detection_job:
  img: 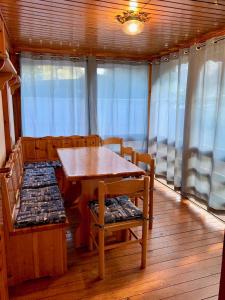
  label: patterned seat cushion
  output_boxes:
[15,187,66,228]
[24,160,62,170]
[89,195,143,224]
[22,167,57,189]
[20,185,62,203]
[24,167,55,177]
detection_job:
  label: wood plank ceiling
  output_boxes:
[1,0,225,59]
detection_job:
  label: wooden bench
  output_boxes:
[0,140,67,286]
[0,135,101,286]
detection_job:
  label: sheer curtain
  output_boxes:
[21,53,88,137]
[149,51,189,188]
[97,62,149,152]
[183,39,225,210]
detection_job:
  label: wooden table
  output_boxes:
[57,146,145,247]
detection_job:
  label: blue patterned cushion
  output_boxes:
[15,185,66,228]
[24,160,62,170]
[89,195,142,224]
[22,167,57,189]
[20,185,62,202]
[24,167,55,177]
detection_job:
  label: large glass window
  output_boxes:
[149,54,189,187]
[97,63,149,151]
[21,54,88,137]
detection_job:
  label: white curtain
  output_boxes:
[97,62,149,152]
[21,53,88,137]
[183,39,225,210]
[149,51,189,187]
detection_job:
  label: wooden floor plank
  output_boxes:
[9,181,224,300]
[163,284,219,300]
[129,274,220,300]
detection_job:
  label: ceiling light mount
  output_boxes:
[116,10,149,35]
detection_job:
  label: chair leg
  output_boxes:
[88,221,94,252]
[98,228,105,279]
[141,219,148,269]
[149,191,153,229]
[135,197,138,207]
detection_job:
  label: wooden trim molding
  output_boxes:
[0,17,17,90]
[8,75,20,95]
[0,52,17,90]
[1,84,12,156]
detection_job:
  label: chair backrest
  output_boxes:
[102,137,123,156]
[136,152,154,174]
[98,177,149,226]
[121,146,136,164]
[136,152,155,193]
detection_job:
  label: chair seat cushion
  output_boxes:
[24,160,62,170]
[22,167,57,189]
[20,185,62,203]
[15,187,66,228]
[89,195,143,224]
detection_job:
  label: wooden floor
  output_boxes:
[9,181,225,300]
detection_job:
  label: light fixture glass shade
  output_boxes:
[122,19,144,35]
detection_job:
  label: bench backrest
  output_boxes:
[22,135,102,161]
[1,156,22,232]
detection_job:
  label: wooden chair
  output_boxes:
[102,137,123,156]
[136,152,155,229]
[88,176,150,279]
[121,146,136,164]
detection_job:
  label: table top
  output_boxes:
[57,146,145,181]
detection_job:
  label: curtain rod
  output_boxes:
[96,58,149,64]
[16,52,85,60]
[16,51,150,64]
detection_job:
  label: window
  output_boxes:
[21,55,88,137]
[97,63,149,151]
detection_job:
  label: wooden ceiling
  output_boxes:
[1,0,225,59]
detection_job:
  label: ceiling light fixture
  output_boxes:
[116,7,149,36]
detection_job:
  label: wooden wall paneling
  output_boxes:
[62,136,74,148]
[2,0,225,59]
[11,88,21,142]
[35,137,49,160]
[48,137,64,160]
[21,137,36,161]
[73,136,86,147]
[10,54,22,141]
[1,84,12,157]
[0,18,6,57]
